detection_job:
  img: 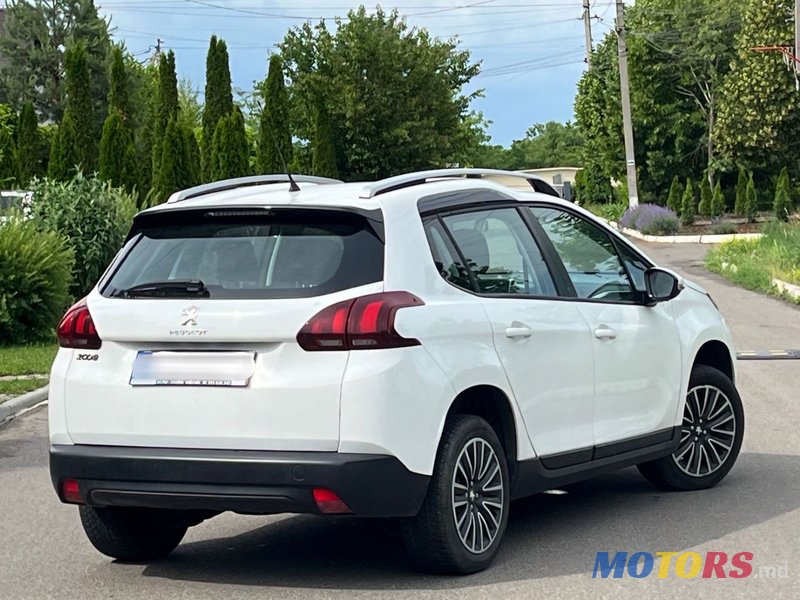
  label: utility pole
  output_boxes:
[582,0,593,66]
[615,0,639,208]
[150,38,163,66]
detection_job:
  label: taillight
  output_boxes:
[297,291,424,351]
[57,299,102,349]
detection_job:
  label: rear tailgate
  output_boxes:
[61,207,383,451]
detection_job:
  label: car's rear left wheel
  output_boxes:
[402,414,510,574]
[79,505,188,561]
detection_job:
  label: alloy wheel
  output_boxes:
[451,437,504,554]
[672,385,737,478]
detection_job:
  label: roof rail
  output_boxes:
[166,174,343,204]
[359,168,559,199]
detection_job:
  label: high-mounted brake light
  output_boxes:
[297,292,424,351]
[57,299,102,349]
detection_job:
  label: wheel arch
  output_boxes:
[445,385,520,485]
[692,339,735,384]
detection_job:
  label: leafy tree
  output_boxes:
[99,47,138,191]
[202,37,234,179]
[504,122,583,170]
[711,182,726,217]
[0,0,110,128]
[744,173,758,222]
[774,166,792,220]
[717,0,800,172]
[16,102,43,184]
[258,54,292,174]
[57,41,97,174]
[312,105,338,178]
[280,7,480,180]
[698,176,713,217]
[734,168,748,215]
[681,178,696,225]
[209,107,249,181]
[666,175,683,214]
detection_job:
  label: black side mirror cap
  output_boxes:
[644,268,683,306]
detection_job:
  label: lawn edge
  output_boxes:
[0,385,49,425]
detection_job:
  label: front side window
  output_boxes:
[529,207,635,302]
[439,208,557,296]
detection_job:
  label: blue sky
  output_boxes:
[98,1,618,146]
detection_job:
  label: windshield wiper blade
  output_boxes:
[113,279,210,298]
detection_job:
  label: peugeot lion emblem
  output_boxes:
[181,306,199,327]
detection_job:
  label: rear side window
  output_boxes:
[103,210,383,299]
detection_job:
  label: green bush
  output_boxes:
[744,173,758,223]
[681,178,696,225]
[774,166,792,221]
[698,176,713,217]
[0,217,74,345]
[28,174,137,297]
[641,215,680,236]
[666,175,683,215]
[711,222,737,235]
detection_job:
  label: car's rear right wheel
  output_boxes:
[79,505,187,561]
[402,414,510,574]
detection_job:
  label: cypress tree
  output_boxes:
[61,42,97,173]
[744,173,758,223]
[16,102,42,184]
[99,47,138,192]
[153,118,185,200]
[152,51,179,182]
[312,105,338,179]
[49,113,81,180]
[681,178,696,225]
[774,166,792,221]
[210,108,249,181]
[734,168,747,216]
[0,128,16,187]
[698,175,713,217]
[202,36,234,179]
[183,127,201,188]
[666,175,682,215]
[711,182,726,217]
[258,55,292,174]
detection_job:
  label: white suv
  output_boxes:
[49,169,744,574]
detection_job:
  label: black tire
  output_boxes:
[402,414,510,574]
[79,505,188,561]
[638,365,744,491]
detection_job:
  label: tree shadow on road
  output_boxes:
[141,452,800,590]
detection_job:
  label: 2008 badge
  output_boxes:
[76,354,99,362]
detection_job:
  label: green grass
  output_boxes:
[580,201,628,223]
[0,344,58,376]
[0,378,48,397]
[705,222,800,304]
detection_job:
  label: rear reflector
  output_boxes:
[312,488,352,514]
[297,291,424,351]
[57,299,102,350]
[61,479,83,504]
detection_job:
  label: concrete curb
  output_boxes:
[773,279,800,300]
[606,221,763,244]
[0,385,48,425]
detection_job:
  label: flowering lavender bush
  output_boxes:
[619,204,680,235]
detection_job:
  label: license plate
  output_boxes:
[130,351,256,387]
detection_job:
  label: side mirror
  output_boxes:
[644,268,683,305]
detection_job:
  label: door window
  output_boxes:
[529,207,636,302]
[440,208,557,296]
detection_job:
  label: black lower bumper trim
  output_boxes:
[50,445,429,517]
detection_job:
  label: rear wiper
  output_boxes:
[113,279,210,298]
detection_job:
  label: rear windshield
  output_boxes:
[102,209,384,299]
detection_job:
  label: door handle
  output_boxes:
[505,325,533,339]
[594,325,617,340]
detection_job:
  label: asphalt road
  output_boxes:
[2,242,799,600]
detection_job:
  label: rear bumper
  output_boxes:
[49,445,429,517]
